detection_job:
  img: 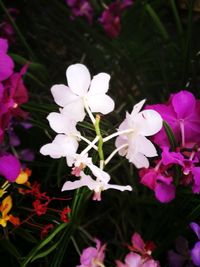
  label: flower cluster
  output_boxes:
[65,0,133,38]
[40,63,162,201]
[77,233,160,267]
[139,91,200,203]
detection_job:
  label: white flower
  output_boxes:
[47,112,79,135]
[61,172,132,201]
[40,112,81,163]
[40,134,78,159]
[115,100,163,168]
[69,153,110,184]
[51,63,115,122]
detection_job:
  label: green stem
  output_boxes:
[95,115,104,167]
[0,1,35,59]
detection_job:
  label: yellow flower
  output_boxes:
[0,195,12,227]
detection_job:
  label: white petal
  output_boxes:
[89,164,110,183]
[47,112,77,134]
[61,179,87,191]
[40,134,78,159]
[115,136,128,156]
[136,135,158,157]
[61,173,97,191]
[104,183,132,192]
[127,152,150,168]
[135,110,163,136]
[118,115,130,132]
[51,84,79,107]
[61,99,85,122]
[40,143,64,159]
[87,94,115,114]
[88,73,110,95]
[131,99,146,117]
[66,64,91,96]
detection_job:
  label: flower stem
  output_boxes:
[84,98,96,124]
[73,134,98,150]
[103,129,133,143]
[81,136,99,156]
[105,144,128,165]
[95,115,104,168]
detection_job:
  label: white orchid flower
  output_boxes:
[40,112,80,162]
[115,100,163,168]
[68,153,110,184]
[40,134,79,160]
[61,172,132,201]
[51,63,115,123]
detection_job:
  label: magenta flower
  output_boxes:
[77,238,106,267]
[99,0,133,38]
[0,153,20,182]
[146,91,200,147]
[0,65,29,143]
[140,167,176,203]
[0,38,14,81]
[66,0,93,24]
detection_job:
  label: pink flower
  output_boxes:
[66,0,93,24]
[116,252,160,267]
[77,239,106,267]
[99,0,133,38]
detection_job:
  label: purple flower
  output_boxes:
[190,222,200,266]
[0,38,14,81]
[99,0,133,38]
[168,236,191,267]
[66,0,93,24]
[146,91,200,147]
[77,238,106,267]
[0,153,20,182]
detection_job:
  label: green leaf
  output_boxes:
[31,242,59,262]
[21,223,68,267]
[163,121,177,150]
[145,3,169,41]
